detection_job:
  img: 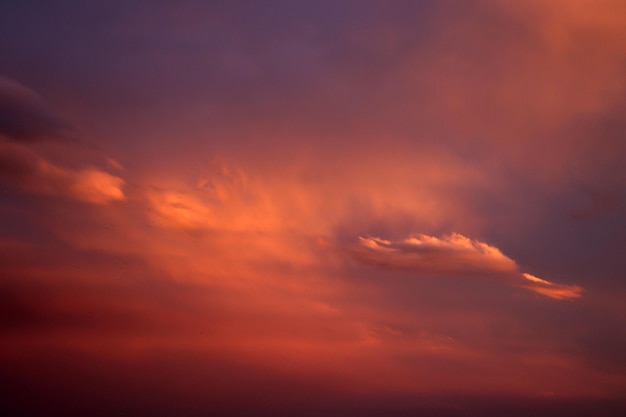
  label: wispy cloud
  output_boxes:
[353,233,582,300]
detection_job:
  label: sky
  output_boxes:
[1,1,625,415]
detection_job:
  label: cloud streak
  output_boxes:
[353,233,582,300]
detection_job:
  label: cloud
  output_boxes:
[0,141,124,204]
[1,3,624,411]
[0,75,72,142]
[197,157,248,202]
[68,168,125,204]
[519,273,583,301]
[144,159,280,233]
[0,76,124,204]
[146,189,214,229]
[353,233,582,300]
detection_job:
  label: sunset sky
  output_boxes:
[1,1,625,415]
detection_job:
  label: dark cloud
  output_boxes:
[0,75,72,142]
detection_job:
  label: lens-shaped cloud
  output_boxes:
[353,233,582,300]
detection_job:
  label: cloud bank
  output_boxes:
[353,233,582,300]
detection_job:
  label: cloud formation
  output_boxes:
[353,233,582,300]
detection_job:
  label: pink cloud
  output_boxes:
[353,233,582,300]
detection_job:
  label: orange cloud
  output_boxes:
[68,168,125,203]
[146,189,214,229]
[353,233,582,300]
[521,273,583,301]
[144,179,277,233]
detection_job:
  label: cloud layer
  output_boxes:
[0,0,625,415]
